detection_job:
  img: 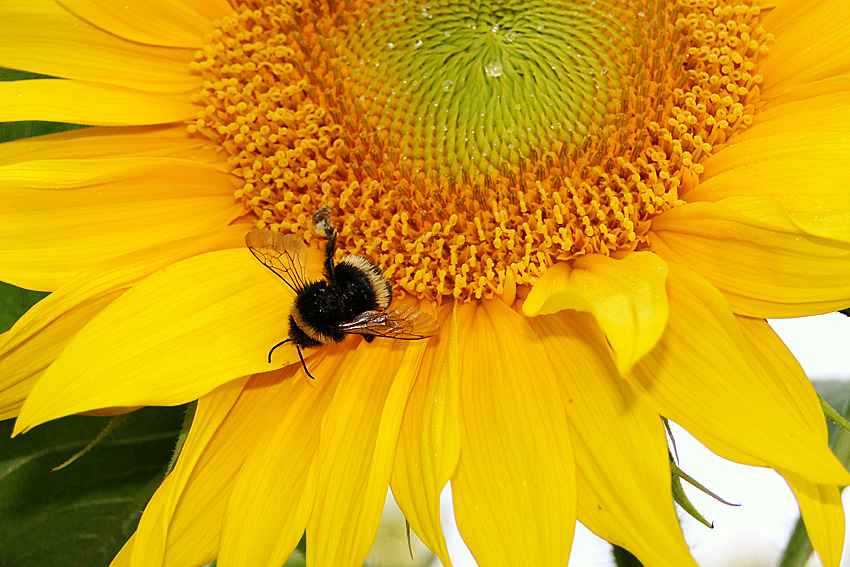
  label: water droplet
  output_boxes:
[414,38,423,48]
[492,23,500,32]
[442,79,454,91]
[387,42,395,49]
[514,103,521,110]
[506,32,515,41]
[536,23,545,31]
[600,66,609,75]
[484,59,503,78]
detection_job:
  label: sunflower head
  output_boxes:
[187,0,769,303]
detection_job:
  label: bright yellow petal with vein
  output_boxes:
[737,317,828,439]
[0,227,245,420]
[59,0,229,48]
[161,373,318,567]
[0,1,198,92]
[783,472,845,567]
[630,263,850,485]
[760,0,850,97]
[307,336,419,567]
[110,534,133,567]
[452,300,575,566]
[528,310,697,567]
[218,347,351,567]
[735,317,846,567]
[649,197,850,318]
[0,126,220,167]
[523,252,669,373]
[127,375,247,567]
[0,157,231,191]
[0,159,240,289]
[14,247,302,433]
[390,303,459,566]
[696,96,850,241]
[757,75,850,107]
[0,80,197,125]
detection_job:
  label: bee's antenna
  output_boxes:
[268,339,316,380]
[267,338,292,363]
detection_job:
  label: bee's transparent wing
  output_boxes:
[245,229,311,292]
[338,304,440,339]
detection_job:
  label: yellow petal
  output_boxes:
[130,375,247,567]
[782,471,846,567]
[629,263,850,485]
[736,318,846,567]
[736,317,828,439]
[218,346,354,567]
[109,534,134,567]
[649,197,850,318]
[0,158,240,290]
[0,0,199,91]
[59,0,230,48]
[390,303,459,567]
[14,246,302,433]
[760,0,850,98]
[697,94,850,242]
[452,300,576,566]
[523,252,669,373]
[528,310,698,567]
[0,125,221,168]
[0,226,246,421]
[307,333,421,567]
[0,79,197,125]
[0,156,232,191]
[162,370,338,567]
[0,292,114,421]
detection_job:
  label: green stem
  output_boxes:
[777,520,814,567]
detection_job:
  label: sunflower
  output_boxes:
[2,0,850,565]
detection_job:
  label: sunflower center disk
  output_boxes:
[189,0,771,301]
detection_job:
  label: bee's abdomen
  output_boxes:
[288,315,323,347]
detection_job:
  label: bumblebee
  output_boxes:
[246,207,440,379]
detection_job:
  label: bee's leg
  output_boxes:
[267,338,291,363]
[323,227,339,288]
[295,344,317,380]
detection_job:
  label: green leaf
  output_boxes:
[0,281,49,333]
[612,545,645,567]
[0,405,188,567]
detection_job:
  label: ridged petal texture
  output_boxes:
[452,301,576,566]
[630,264,850,486]
[14,247,305,433]
[0,0,849,567]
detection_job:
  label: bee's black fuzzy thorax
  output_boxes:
[337,255,392,309]
[289,255,393,346]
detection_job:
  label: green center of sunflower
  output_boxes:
[188,0,771,301]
